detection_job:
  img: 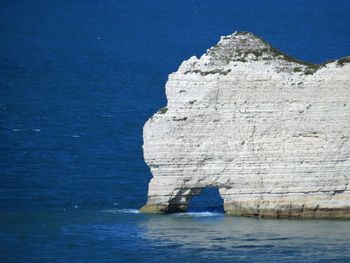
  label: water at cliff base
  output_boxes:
[1,1,350,262]
[1,210,350,262]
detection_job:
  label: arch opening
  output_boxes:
[187,187,224,213]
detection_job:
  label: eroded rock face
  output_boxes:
[140,32,350,218]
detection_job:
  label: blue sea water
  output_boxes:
[1,0,350,262]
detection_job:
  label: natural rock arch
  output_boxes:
[165,186,204,213]
[140,31,350,218]
[187,187,224,212]
[141,182,229,213]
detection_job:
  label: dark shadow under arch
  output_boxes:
[187,187,224,212]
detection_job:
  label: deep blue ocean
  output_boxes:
[1,1,350,262]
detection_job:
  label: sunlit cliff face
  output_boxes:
[141,32,350,219]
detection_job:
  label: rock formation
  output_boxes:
[140,31,350,218]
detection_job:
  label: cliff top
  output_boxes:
[183,31,349,76]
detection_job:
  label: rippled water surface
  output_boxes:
[1,0,350,262]
[1,210,350,263]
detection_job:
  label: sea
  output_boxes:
[1,0,350,262]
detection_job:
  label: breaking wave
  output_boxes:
[102,209,140,214]
[175,212,224,217]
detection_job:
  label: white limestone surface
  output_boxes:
[140,32,350,218]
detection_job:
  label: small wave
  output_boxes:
[103,209,140,214]
[234,244,275,249]
[119,209,140,214]
[176,211,223,217]
[266,237,289,241]
[101,114,113,118]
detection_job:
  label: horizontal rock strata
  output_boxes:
[140,31,350,219]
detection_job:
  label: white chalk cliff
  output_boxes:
[140,32,350,218]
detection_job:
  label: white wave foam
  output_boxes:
[102,209,222,217]
[103,209,140,214]
[101,114,113,118]
[176,212,223,217]
[120,209,140,214]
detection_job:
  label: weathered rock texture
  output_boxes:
[140,32,350,218]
